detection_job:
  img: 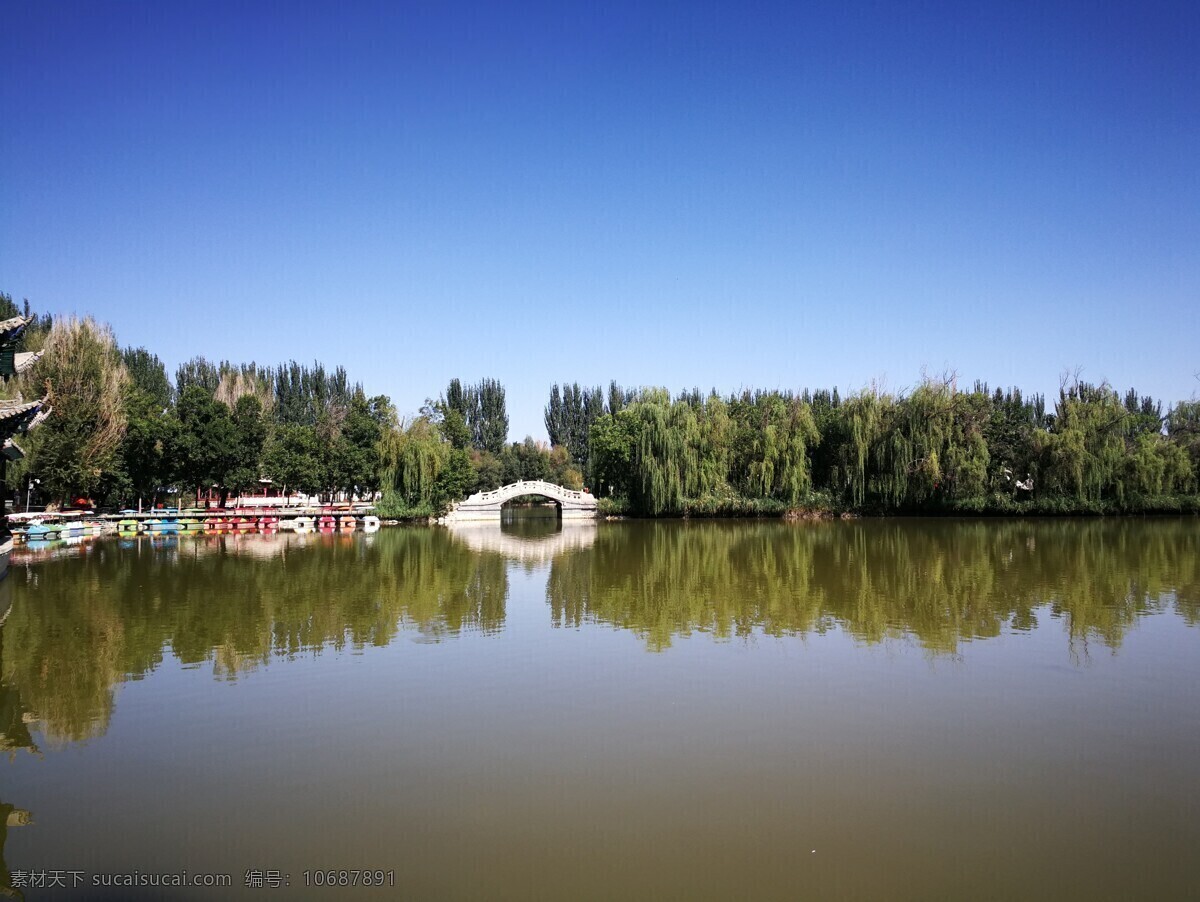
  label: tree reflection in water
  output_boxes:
[546,518,1200,651]
[1,519,1196,745]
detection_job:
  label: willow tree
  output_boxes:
[22,317,129,503]
[625,393,716,514]
[696,392,734,495]
[832,389,892,507]
[1036,381,1130,503]
[1166,401,1200,492]
[378,417,449,512]
[887,380,990,506]
[629,397,688,515]
[1126,432,1193,496]
[726,392,818,504]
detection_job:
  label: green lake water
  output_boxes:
[2,517,1199,900]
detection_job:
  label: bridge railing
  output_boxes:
[467,480,593,504]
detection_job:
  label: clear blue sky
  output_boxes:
[2,0,1198,439]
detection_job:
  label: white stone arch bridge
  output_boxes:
[442,480,598,522]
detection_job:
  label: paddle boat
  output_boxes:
[25,519,62,541]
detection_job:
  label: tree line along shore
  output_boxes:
[2,292,1198,519]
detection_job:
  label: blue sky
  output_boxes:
[2,0,1198,439]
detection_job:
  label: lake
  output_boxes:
[2,517,1198,899]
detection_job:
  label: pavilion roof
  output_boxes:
[0,398,46,439]
[0,316,29,346]
[0,348,42,378]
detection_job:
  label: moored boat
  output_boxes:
[26,521,61,541]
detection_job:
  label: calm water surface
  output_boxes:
[2,518,1199,900]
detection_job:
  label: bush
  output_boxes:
[597,496,632,517]
[374,491,436,521]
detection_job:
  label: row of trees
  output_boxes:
[553,377,1200,515]
[1,294,396,508]
[4,292,1197,517]
[2,293,564,514]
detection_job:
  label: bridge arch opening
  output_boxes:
[500,492,563,516]
[500,495,563,538]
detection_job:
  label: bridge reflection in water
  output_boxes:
[447,520,597,564]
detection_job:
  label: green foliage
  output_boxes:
[121,385,177,506]
[470,449,504,492]
[628,396,697,515]
[438,406,472,450]
[330,390,385,498]
[175,385,238,502]
[435,448,475,509]
[500,436,551,483]
[1167,401,1200,493]
[547,444,584,489]
[545,382,605,469]
[589,411,639,498]
[475,378,509,454]
[571,375,1200,518]
[596,496,632,516]
[3,286,1198,517]
[273,360,354,427]
[21,317,129,503]
[263,424,323,497]
[729,392,818,503]
[175,356,220,396]
[379,417,449,510]
[441,377,509,453]
[373,493,437,520]
[122,347,173,409]
[226,395,268,496]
